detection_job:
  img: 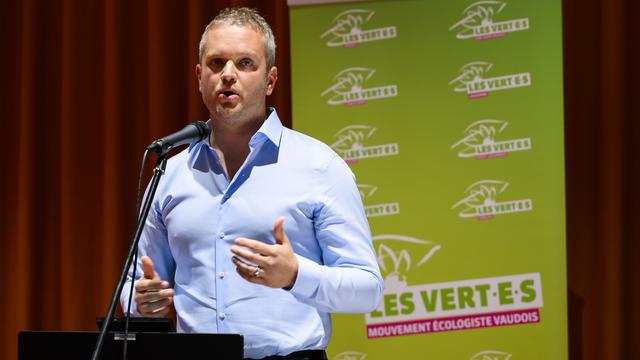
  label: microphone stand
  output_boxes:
[91,154,167,360]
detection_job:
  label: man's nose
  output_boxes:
[221,60,237,82]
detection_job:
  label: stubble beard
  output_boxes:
[213,81,269,132]
[213,99,266,134]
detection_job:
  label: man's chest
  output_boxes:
[159,167,319,255]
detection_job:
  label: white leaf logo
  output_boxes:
[449,62,493,92]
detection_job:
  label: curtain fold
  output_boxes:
[563,0,639,359]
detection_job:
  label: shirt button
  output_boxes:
[219,312,226,320]
[218,232,225,239]
[218,272,225,279]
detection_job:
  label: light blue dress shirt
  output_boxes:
[121,108,383,359]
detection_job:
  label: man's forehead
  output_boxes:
[203,24,264,57]
[207,24,263,44]
[207,23,263,39]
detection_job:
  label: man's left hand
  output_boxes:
[231,216,299,289]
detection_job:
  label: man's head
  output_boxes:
[196,8,278,129]
[199,8,276,70]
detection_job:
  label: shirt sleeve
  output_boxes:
[120,195,176,316]
[288,155,384,313]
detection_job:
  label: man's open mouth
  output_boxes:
[218,90,239,102]
[221,90,237,96]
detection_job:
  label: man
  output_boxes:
[121,8,383,360]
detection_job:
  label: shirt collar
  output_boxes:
[188,107,283,152]
[249,107,283,148]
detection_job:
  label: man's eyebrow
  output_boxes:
[205,51,259,59]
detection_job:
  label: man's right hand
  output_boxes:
[134,256,174,317]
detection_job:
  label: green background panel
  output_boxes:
[290,0,566,358]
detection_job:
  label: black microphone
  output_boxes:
[146,121,211,155]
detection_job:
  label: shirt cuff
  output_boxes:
[121,289,143,317]
[288,255,322,299]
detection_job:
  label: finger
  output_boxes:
[140,297,172,314]
[135,278,169,293]
[230,245,269,266]
[231,256,257,276]
[273,216,289,246]
[137,288,174,303]
[141,256,158,280]
[140,297,173,316]
[233,238,276,256]
[148,306,170,318]
[234,263,267,286]
[232,256,265,282]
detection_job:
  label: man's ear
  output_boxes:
[266,66,278,96]
[195,63,202,92]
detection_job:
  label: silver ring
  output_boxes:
[252,266,261,277]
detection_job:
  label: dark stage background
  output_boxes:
[0,1,638,359]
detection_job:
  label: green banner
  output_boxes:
[289,0,567,359]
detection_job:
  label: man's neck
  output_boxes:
[209,112,266,180]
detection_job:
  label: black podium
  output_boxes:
[18,331,244,359]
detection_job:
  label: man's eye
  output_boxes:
[239,59,253,67]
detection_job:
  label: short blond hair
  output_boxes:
[198,7,276,69]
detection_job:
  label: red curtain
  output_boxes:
[563,0,640,359]
[0,1,290,359]
[0,0,637,359]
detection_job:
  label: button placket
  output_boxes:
[218,234,226,278]
[215,203,228,331]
